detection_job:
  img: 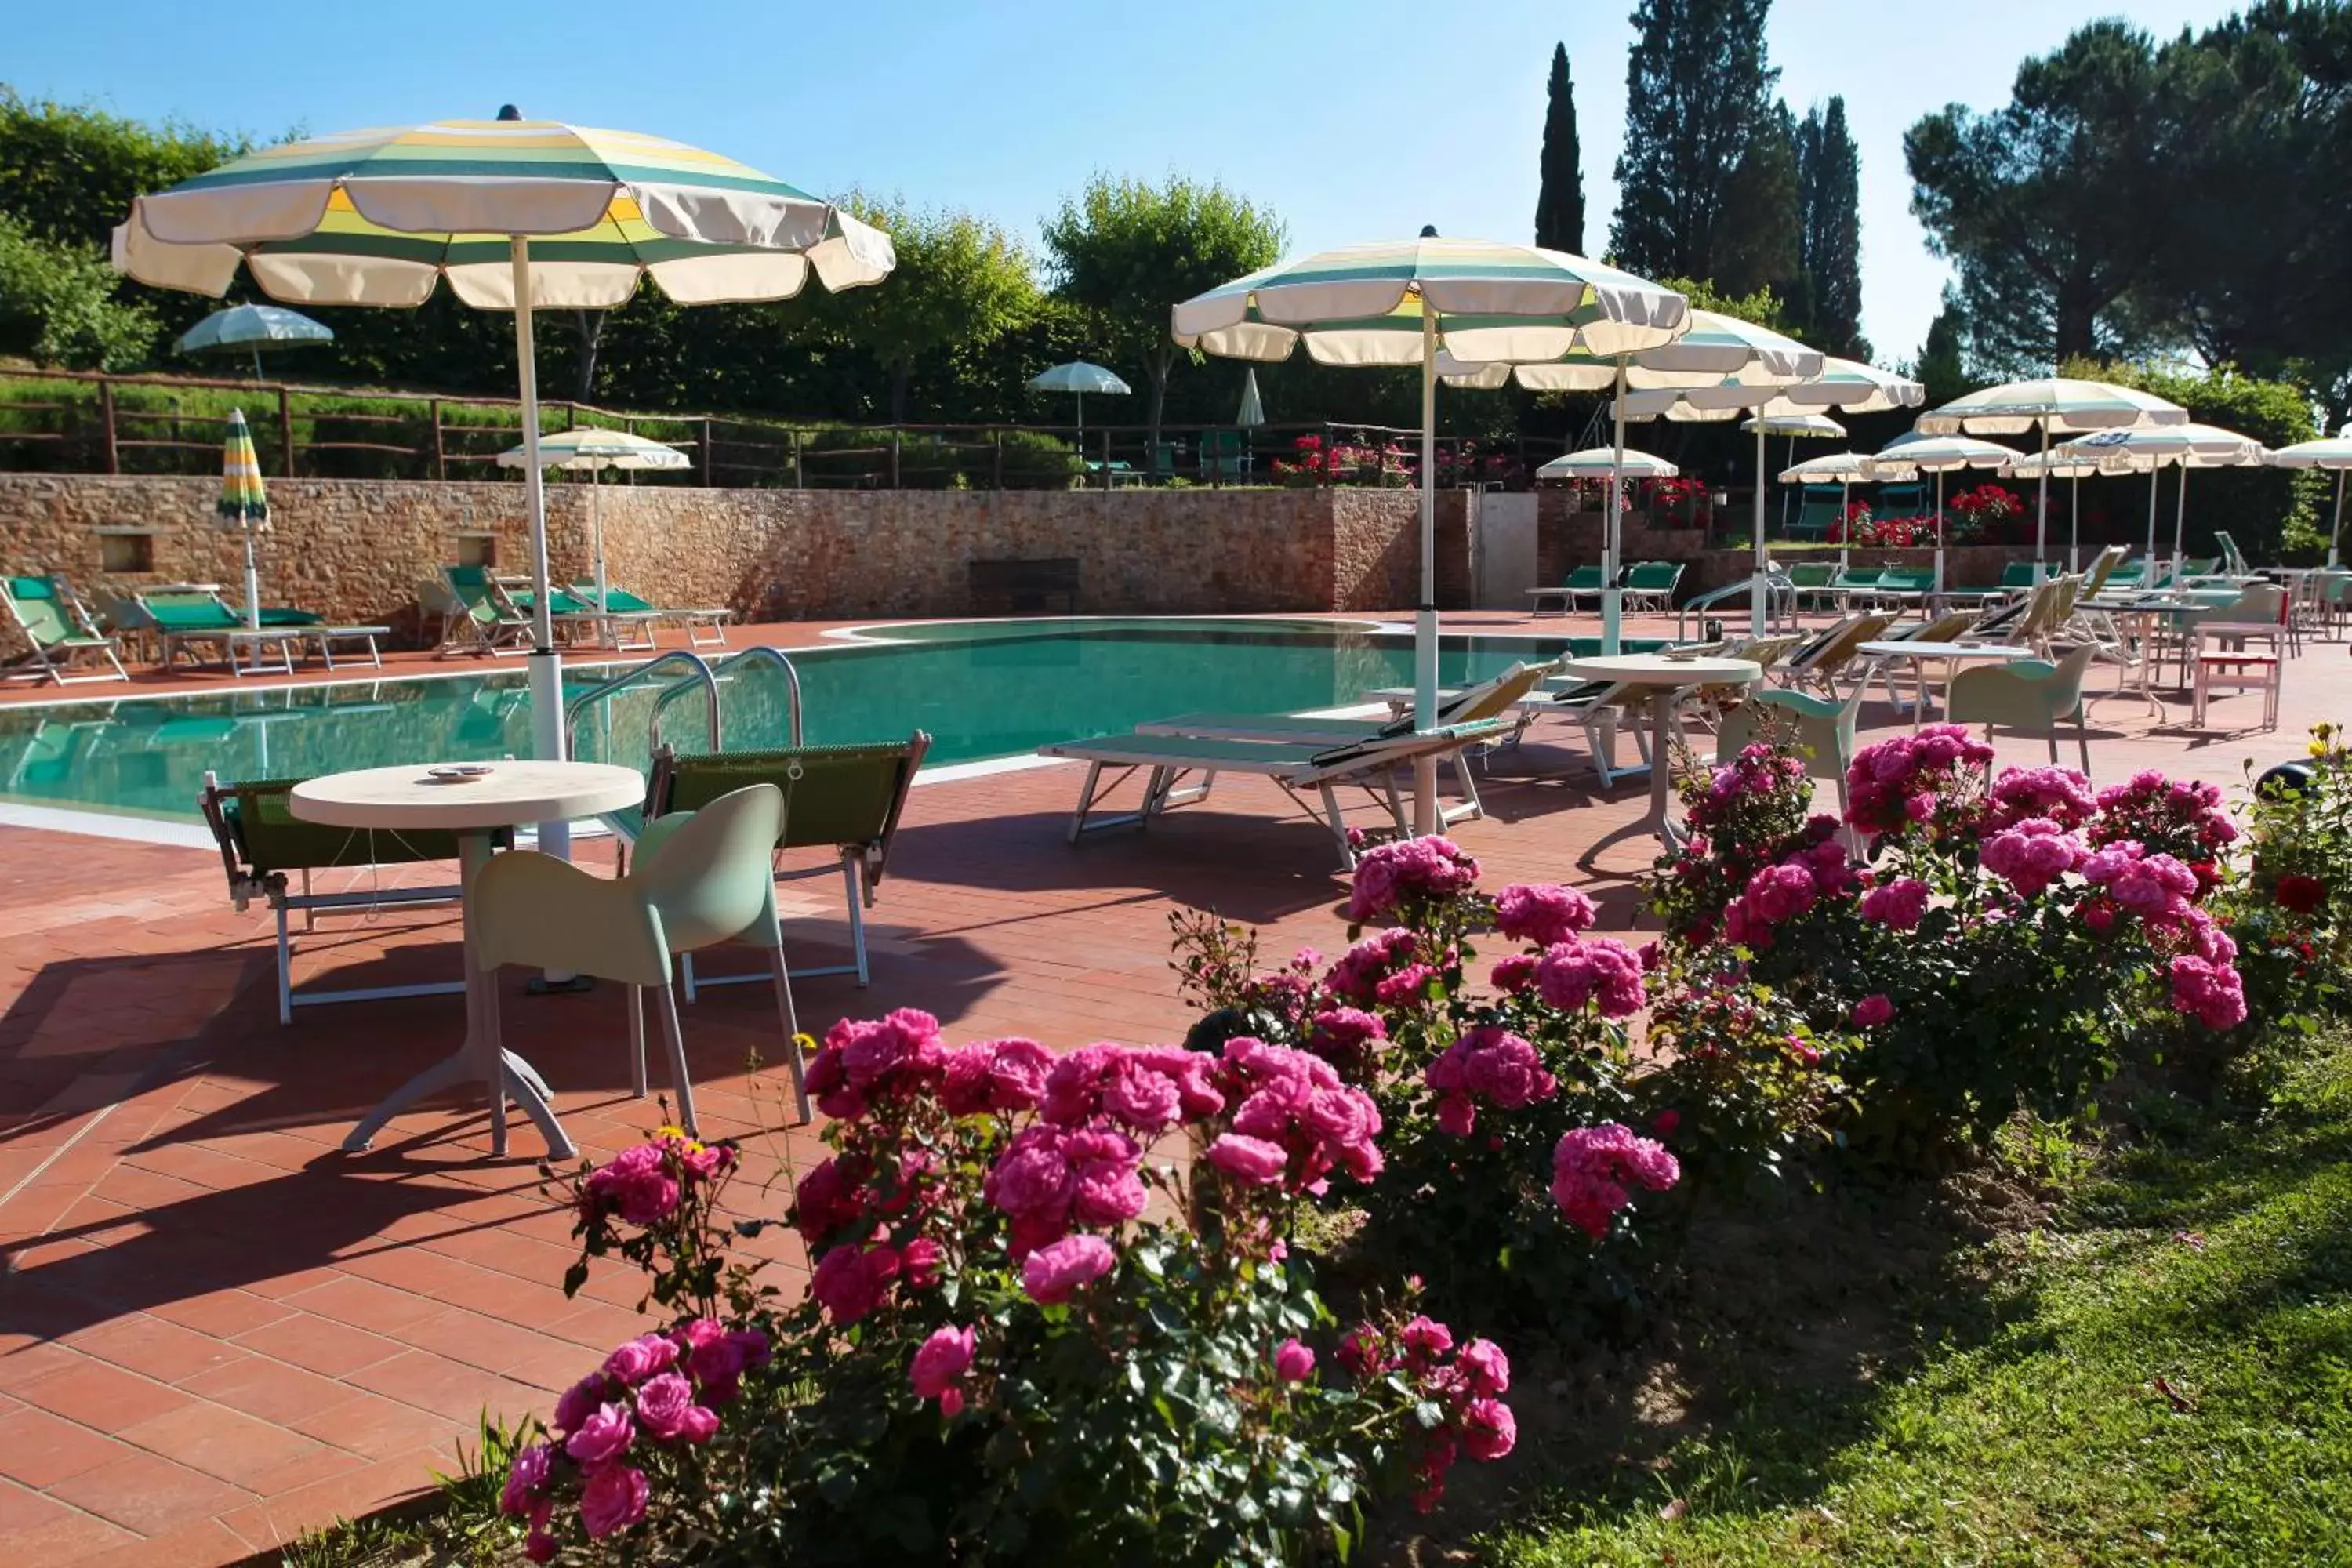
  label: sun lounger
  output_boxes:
[1042,721,1509,868]
[578,583,732,649]
[429,565,535,656]
[1620,560,1685,612]
[3,574,128,685]
[645,733,930,990]
[1529,565,1606,615]
[107,587,331,677]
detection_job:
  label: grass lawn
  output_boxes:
[1478,1031,2352,1567]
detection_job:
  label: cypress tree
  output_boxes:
[1535,43,1587,253]
[1796,96,1867,357]
[1610,0,1779,279]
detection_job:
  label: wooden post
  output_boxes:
[430,398,446,480]
[889,430,902,490]
[279,385,297,477]
[98,379,118,475]
[702,417,716,483]
[993,430,1004,491]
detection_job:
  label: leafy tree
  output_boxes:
[832,198,1040,423]
[0,88,243,250]
[1715,100,1802,305]
[1904,289,1977,408]
[0,212,158,370]
[1040,174,1284,448]
[1906,20,2168,373]
[1794,98,1867,358]
[1535,44,1588,253]
[1610,0,1779,279]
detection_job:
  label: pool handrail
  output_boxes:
[691,646,806,749]
[565,650,720,760]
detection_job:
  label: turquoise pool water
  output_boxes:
[0,619,1658,825]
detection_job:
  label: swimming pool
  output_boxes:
[0,618,1657,826]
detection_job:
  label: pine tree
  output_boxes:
[1610,0,1780,279]
[1534,43,1587,253]
[1795,97,1867,358]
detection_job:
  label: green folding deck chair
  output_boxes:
[431,565,535,655]
[645,731,931,993]
[3,575,128,685]
[201,771,492,1025]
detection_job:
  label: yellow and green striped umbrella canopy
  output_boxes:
[114,118,894,309]
[1171,236,1687,367]
[1439,309,1821,392]
[217,408,268,528]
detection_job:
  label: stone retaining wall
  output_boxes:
[0,474,1475,652]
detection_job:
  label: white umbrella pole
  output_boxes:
[512,237,572,871]
[2034,425,2050,583]
[591,470,607,609]
[241,528,260,632]
[1411,310,1441,837]
[2332,470,2345,570]
[1075,391,1083,460]
[2145,469,2160,578]
[1749,425,1767,637]
[2172,466,2189,581]
[1602,362,1628,655]
[2069,475,2080,571]
[1933,470,1947,597]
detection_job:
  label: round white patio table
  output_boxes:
[292,760,644,1160]
[1560,654,1760,847]
[1857,641,2038,730]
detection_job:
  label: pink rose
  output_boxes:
[1207,1133,1291,1186]
[579,1461,651,1538]
[1274,1338,1316,1382]
[1022,1233,1116,1305]
[940,1037,1053,1116]
[499,1440,552,1516]
[910,1323,977,1416]
[1493,883,1598,948]
[1461,1397,1517,1461]
[1399,1315,1454,1364]
[1860,877,1930,931]
[1458,1338,1510,1396]
[564,1401,634,1468]
[1853,993,1894,1027]
[553,1373,606,1435]
[601,1333,679,1385]
[900,1237,945,1290]
[810,1241,901,1324]
[1550,1123,1681,1240]
[583,1143,681,1226]
[633,1371,709,1443]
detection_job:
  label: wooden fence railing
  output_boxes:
[0,368,1551,492]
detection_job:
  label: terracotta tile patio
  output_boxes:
[0,608,2334,1564]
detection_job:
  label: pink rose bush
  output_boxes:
[1650,739,2255,1150]
[1549,1123,1682,1240]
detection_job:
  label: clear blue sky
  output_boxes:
[9,0,2231,365]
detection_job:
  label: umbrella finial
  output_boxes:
[497,104,523,122]
[1420,224,1439,238]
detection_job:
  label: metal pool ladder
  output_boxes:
[562,644,807,771]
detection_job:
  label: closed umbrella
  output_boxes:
[495,427,691,611]
[2055,423,2266,580]
[176,303,333,380]
[1236,368,1266,430]
[1874,432,2018,595]
[1028,361,1131,461]
[216,408,270,630]
[1915,379,2187,579]
[114,110,895,874]
[2264,426,2352,567]
[1173,233,1688,830]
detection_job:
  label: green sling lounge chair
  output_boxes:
[201,771,490,1025]
[572,582,731,648]
[1620,560,1686,612]
[646,732,931,993]
[1529,564,1606,614]
[430,565,535,655]
[3,575,128,686]
[1781,561,1842,614]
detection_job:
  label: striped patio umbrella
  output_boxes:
[1539,447,1679,479]
[2002,447,2109,569]
[1875,433,2020,594]
[2053,423,2266,579]
[176,303,334,380]
[114,111,895,839]
[495,428,691,610]
[1614,356,1920,632]
[2264,426,2352,566]
[217,408,270,629]
[1173,234,1689,829]
[1915,379,2188,575]
[1027,361,1131,457]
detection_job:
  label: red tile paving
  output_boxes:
[0,605,2336,1563]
